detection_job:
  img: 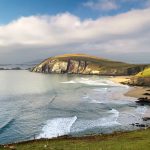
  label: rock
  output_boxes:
[31,54,149,76]
[143,93,150,96]
[51,61,68,73]
[143,117,150,121]
[136,97,150,105]
[127,77,150,87]
[130,123,148,127]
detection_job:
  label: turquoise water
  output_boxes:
[0,70,148,144]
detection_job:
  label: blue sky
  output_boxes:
[0,0,150,63]
[0,0,148,24]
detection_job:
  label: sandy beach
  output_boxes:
[125,86,150,99]
[111,76,150,118]
[110,76,150,99]
[110,76,131,84]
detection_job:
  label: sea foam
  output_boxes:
[37,116,77,139]
[135,106,147,115]
[72,109,120,133]
[61,78,123,87]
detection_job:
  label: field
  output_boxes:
[1,128,150,150]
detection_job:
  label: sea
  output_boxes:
[0,70,149,144]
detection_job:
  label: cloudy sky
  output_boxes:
[0,0,150,64]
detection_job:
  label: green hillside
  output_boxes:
[136,67,150,77]
[32,54,149,76]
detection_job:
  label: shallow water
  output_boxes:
[0,70,149,144]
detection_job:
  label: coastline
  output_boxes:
[110,76,150,118]
[1,128,150,150]
[110,76,131,85]
[0,75,150,149]
[110,76,150,99]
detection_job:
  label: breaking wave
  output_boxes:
[72,109,120,133]
[37,116,77,139]
[135,106,147,115]
[61,78,124,87]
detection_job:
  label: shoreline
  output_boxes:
[1,128,150,150]
[110,76,150,118]
[110,76,150,99]
[1,75,150,148]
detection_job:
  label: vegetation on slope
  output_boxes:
[136,67,150,77]
[1,128,150,150]
[32,53,149,76]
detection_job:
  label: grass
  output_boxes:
[1,128,150,150]
[136,67,150,77]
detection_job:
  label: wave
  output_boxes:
[135,106,147,115]
[61,78,124,87]
[62,81,76,84]
[117,107,148,125]
[0,118,15,134]
[37,116,77,139]
[93,88,108,92]
[72,109,120,133]
[89,99,103,104]
[118,112,142,124]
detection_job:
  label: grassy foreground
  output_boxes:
[1,128,150,150]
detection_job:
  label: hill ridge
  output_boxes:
[32,54,148,76]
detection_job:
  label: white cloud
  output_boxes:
[83,0,119,11]
[0,8,150,63]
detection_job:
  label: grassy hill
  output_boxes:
[32,54,149,76]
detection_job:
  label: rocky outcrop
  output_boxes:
[32,59,99,75]
[31,54,149,76]
[136,97,150,105]
[127,77,150,86]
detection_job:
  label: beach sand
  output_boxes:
[110,76,131,84]
[111,76,150,98]
[125,86,150,118]
[111,76,150,118]
[110,76,150,99]
[125,86,150,99]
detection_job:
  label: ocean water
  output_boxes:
[0,70,149,144]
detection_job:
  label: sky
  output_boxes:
[0,0,150,64]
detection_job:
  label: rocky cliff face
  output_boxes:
[32,59,99,75]
[31,54,148,76]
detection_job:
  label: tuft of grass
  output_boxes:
[1,128,150,150]
[136,67,150,77]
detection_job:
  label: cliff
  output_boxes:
[31,54,149,76]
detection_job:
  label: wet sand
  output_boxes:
[125,86,150,99]
[125,86,150,118]
[110,76,150,99]
[111,76,150,118]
